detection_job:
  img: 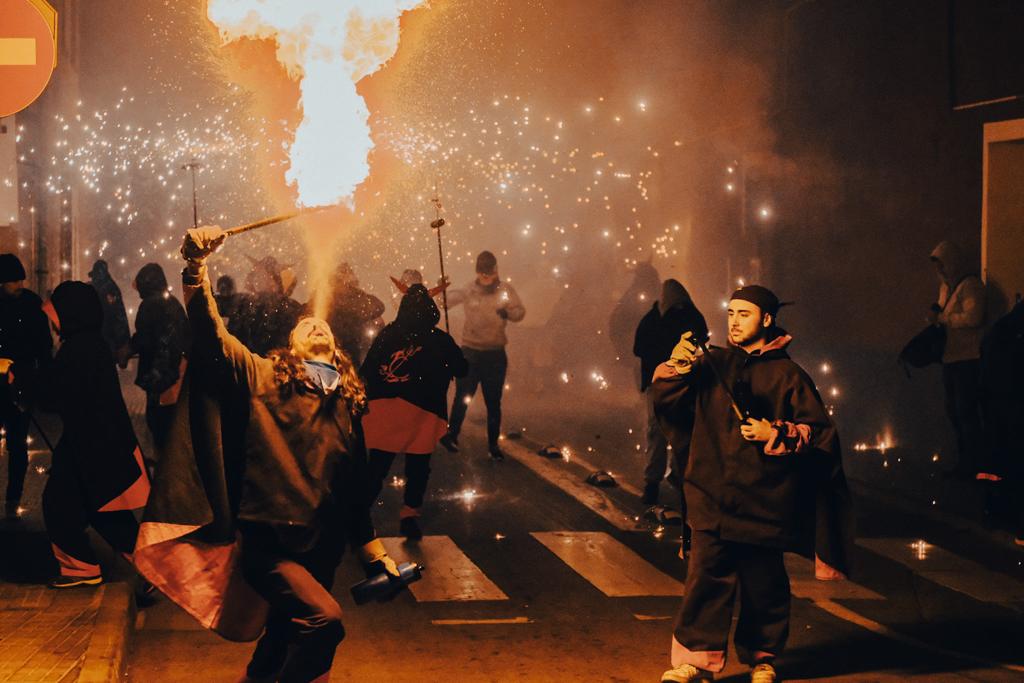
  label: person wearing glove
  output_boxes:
[652,285,853,683]
[135,226,400,683]
[441,250,525,460]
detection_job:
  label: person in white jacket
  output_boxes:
[440,251,525,460]
[929,240,986,478]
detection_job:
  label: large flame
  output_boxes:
[207,0,423,207]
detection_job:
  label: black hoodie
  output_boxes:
[38,282,142,510]
[132,263,189,396]
[361,285,467,420]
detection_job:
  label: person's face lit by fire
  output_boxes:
[727,299,772,349]
[290,317,336,362]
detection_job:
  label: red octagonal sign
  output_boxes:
[0,0,57,117]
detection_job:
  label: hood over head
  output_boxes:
[0,253,26,283]
[395,284,440,332]
[930,240,973,284]
[658,279,692,315]
[134,263,169,299]
[88,259,110,282]
[52,281,103,338]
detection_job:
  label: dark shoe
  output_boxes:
[642,481,660,505]
[439,434,459,453]
[400,516,423,540]
[49,575,102,589]
[488,446,505,461]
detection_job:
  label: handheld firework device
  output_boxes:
[350,562,424,605]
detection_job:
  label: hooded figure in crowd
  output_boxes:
[609,259,661,363]
[441,250,526,460]
[229,256,305,356]
[0,253,52,520]
[361,284,467,539]
[131,262,190,462]
[37,282,149,587]
[634,279,709,515]
[88,259,131,367]
[325,262,385,366]
[654,285,852,683]
[928,240,987,478]
[134,227,403,683]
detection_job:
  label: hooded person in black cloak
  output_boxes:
[654,285,853,683]
[37,281,149,587]
[360,284,467,539]
[131,262,190,463]
[88,259,131,366]
[634,278,709,514]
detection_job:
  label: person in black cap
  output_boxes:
[0,253,52,520]
[441,250,525,460]
[88,260,132,367]
[653,284,852,683]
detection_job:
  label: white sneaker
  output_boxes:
[750,662,777,683]
[661,663,710,682]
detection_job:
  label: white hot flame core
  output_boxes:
[207,0,423,207]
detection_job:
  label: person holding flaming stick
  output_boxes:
[652,285,852,683]
[134,224,404,683]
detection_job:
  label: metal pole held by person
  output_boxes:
[430,194,450,332]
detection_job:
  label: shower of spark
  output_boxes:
[207,0,425,208]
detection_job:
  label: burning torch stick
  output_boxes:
[223,205,334,237]
[430,193,450,332]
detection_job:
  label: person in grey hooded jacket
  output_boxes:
[440,251,525,460]
[928,240,986,478]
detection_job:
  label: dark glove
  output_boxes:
[496,308,509,320]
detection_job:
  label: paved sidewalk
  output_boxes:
[0,365,146,682]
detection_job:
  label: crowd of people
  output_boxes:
[0,229,1018,683]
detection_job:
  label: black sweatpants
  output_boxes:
[942,360,984,474]
[447,347,507,448]
[673,529,790,673]
[240,524,347,683]
[1,399,30,511]
[366,449,431,513]
[42,470,139,577]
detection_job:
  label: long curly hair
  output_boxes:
[267,347,367,416]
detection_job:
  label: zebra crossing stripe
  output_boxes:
[379,536,509,602]
[531,531,684,597]
[857,538,1024,609]
[784,554,884,601]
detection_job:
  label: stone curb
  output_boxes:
[78,582,136,683]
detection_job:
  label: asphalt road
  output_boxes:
[126,414,1024,682]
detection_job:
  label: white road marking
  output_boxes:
[380,536,509,602]
[857,537,1024,608]
[531,531,683,597]
[784,554,884,601]
[502,440,640,530]
[431,617,532,625]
